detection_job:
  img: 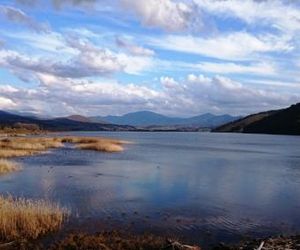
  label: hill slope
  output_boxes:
[65,115,92,123]
[91,111,240,127]
[213,103,300,135]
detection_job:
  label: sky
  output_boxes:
[0,0,299,117]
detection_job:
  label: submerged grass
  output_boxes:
[0,160,21,175]
[0,195,69,241]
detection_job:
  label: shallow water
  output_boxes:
[1,132,300,247]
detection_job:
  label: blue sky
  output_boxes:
[0,0,299,117]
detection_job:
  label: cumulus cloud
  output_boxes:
[0,96,16,109]
[0,0,298,117]
[115,36,155,57]
[121,0,197,32]
[1,47,123,78]
[0,73,298,116]
[0,35,156,79]
[0,36,124,79]
[0,5,49,32]
[160,74,299,114]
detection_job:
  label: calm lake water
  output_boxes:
[1,132,300,248]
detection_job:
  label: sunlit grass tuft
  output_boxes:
[0,149,38,159]
[0,160,21,175]
[0,195,69,241]
[61,136,126,153]
[0,138,64,158]
[77,142,124,152]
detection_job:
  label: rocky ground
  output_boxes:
[214,235,300,250]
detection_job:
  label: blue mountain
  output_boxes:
[90,111,241,127]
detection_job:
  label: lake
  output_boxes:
[1,132,300,248]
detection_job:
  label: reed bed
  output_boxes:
[0,195,69,241]
[0,137,64,158]
[0,160,21,175]
[0,149,38,159]
[77,142,124,152]
[60,136,126,153]
[0,136,126,160]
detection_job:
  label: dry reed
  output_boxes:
[77,142,124,152]
[61,136,125,153]
[0,195,69,241]
[0,138,64,158]
[0,160,21,175]
[0,136,126,159]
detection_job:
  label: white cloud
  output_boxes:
[195,0,300,34]
[116,36,155,57]
[194,61,276,75]
[0,96,16,109]
[0,48,123,78]
[159,74,298,114]
[149,32,293,60]
[7,31,77,54]
[0,5,49,32]
[0,73,298,116]
[0,36,156,78]
[116,53,154,75]
[121,0,196,32]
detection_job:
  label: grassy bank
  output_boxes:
[0,124,44,137]
[0,195,69,241]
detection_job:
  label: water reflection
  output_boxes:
[0,132,300,246]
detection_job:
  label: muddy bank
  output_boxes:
[1,231,300,250]
[0,231,200,250]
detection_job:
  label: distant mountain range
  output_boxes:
[0,111,134,131]
[90,111,241,127]
[1,104,299,134]
[0,110,241,132]
[213,103,300,135]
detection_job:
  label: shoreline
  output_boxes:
[1,229,299,249]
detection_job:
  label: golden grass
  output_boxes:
[0,195,69,241]
[0,160,21,175]
[0,149,38,159]
[0,136,126,159]
[77,142,124,152]
[60,136,126,153]
[0,138,63,150]
[0,137,64,158]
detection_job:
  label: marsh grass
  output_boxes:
[0,195,69,241]
[77,142,124,152]
[0,160,21,175]
[60,136,126,153]
[0,138,64,158]
[0,136,126,159]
